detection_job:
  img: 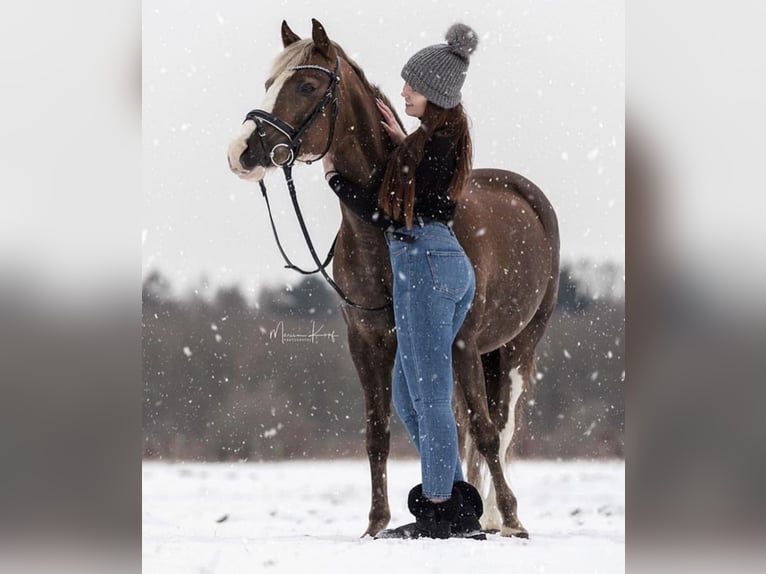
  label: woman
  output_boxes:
[324,23,484,540]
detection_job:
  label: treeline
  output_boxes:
[142,261,624,461]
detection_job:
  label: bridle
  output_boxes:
[244,58,341,170]
[242,57,391,312]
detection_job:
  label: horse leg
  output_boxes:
[462,351,499,487]
[454,387,479,484]
[481,344,529,533]
[454,339,529,538]
[361,372,392,537]
[341,307,396,537]
[485,299,557,533]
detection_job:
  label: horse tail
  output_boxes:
[519,169,560,343]
[511,171,561,354]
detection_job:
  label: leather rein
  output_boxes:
[242,58,391,312]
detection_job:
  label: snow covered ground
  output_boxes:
[143,459,624,573]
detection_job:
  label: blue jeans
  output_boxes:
[386,220,476,499]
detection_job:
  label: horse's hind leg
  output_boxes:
[481,302,557,535]
[459,351,495,487]
[480,343,530,534]
[463,350,501,487]
[453,339,528,538]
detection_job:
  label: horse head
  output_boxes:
[227,19,341,181]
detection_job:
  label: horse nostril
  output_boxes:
[239,148,254,170]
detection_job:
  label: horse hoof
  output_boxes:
[363,519,391,539]
[500,526,529,538]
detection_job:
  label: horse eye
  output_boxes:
[299,82,317,95]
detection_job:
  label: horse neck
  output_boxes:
[330,59,395,251]
[333,64,392,187]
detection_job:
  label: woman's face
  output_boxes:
[401,82,428,118]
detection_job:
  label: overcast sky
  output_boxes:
[143,0,624,299]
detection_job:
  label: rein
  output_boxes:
[256,177,335,276]
[244,58,392,312]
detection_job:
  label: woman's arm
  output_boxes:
[323,155,393,229]
[328,174,393,228]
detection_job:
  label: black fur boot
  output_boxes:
[375,484,461,539]
[451,481,486,540]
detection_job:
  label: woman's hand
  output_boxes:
[376,98,407,144]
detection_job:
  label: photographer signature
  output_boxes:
[269,321,339,344]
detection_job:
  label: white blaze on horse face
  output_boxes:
[227,120,263,180]
[227,69,295,180]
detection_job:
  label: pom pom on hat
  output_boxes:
[445,23,479,60]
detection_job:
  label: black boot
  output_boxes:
[451,481,486,540]
[375,484,461,539]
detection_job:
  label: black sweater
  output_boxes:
[328,134,458,229]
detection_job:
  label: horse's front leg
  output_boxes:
[342,307,397,537]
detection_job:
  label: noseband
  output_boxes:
[244,58,341,168]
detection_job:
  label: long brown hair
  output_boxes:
[378,102,472,228]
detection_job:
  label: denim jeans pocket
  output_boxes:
[425,250,469,297]
[389,243,407,258]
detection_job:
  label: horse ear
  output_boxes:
[281,20,301,47]
[311,18,335,59]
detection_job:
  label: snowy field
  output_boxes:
[143,458,624,573]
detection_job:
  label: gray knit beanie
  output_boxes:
[401,23,479,109]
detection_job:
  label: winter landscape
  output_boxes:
[143,459,624,573]
[142,2,625,573]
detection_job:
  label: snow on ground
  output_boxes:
[143,459,624,573]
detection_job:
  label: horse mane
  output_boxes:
[268,39,314,79]
[333,42,404,133]
[332,43,401,126]
[334,46,374,94]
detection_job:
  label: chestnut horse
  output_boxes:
[228,19,559,538]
